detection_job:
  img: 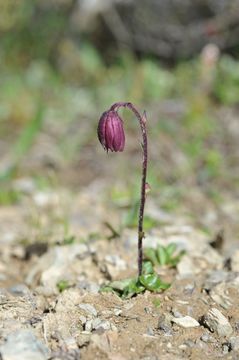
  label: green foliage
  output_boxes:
[62,235,75,245]
[144,243,185,267]
[57,280,70,293]
[0,188,21,205]
[101,269,170,299]
[214,56,239,105]
[139,273,170,292]
[0,104,44,182]
[140,59,175,101]
[101,244,182,299]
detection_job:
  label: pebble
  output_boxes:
[177,255,198,277]
[229,336,239,351]
[184,339,195,348]
[114,308,122,316]
[85,319,93,332]
[0,330,49,360]
[95,320,111,331]
[158,314,173,335]
[79,315,87,325]
[171,308,183,318]
[210,282,232,309]
[171,315,200,328]
[8,284,31,296]
[204,270,229,291]
[105,255,126,269]
[146,327,154,336]
[183,283,195,295]
[222,344,229,354]
[200,308,233,337]
[200,333,216,343]
[77,281,100,294]
[79,303,97,317]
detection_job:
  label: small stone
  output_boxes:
[79,303,97,317]
[177,255,198,277]
[8,284,31,296]
[229,336,239,351]
[204,270,229,291]
[172,316,200,328]
[210,282,232,309]
[85,319,93,332]
[200,308,233,337]
[171,308,183,318]
[201,333,216,343]
[222,344,229,354]
[158,314,172,335]
[105,255,126,269]
[77,280,100,294]
[79,315,87,325]
[146,327,154,336]
[183,283,195,295]
[94,320,111,331]
[92,318,102,329]
[184,339,195,348]
[0,330,49,360]
[113,308,122,316]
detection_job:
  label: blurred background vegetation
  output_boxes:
[0,0,239,244]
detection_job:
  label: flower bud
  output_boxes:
[97,110,125,152]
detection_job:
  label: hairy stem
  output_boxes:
[110,102,148,276]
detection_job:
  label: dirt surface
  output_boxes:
[0,100,239,360]
[0,177,239,360]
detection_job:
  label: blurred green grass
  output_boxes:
[0,38,239,212]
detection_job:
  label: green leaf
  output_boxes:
[144,247,159,266]
[142,261,154,275]
[165,243,177,258]
[139,273,170,292]
[169,250,186,267]
[122,280,145,299]
[57,280,70,293]
[108,278,135,292]
[156,245,168,266]
[100,277,145,299]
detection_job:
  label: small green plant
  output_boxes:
[101,260,170,299]
[144,243,185,267]
[62,235,75,245]
[0,188,21,205]
[57,280,70,293]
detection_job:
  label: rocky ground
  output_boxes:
[0,79,239,359]
[0,174,239,360]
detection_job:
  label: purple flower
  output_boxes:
[97,110,125,152]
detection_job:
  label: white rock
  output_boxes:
[177,255,199,277]
[94,320,111,331]
[171,315,200,328]
[25,244,89,288]
[79,303,97,317]
[210,283,232,310]
[0,330,49,360]
[85,319,93,332]
[229,336,239,351]
[202,308,233,337]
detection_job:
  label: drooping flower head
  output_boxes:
[97,110,125,152]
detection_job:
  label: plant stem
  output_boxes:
[110,102,148,276]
